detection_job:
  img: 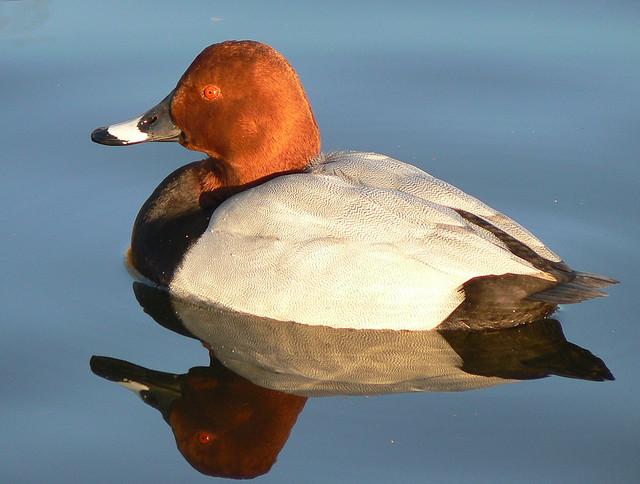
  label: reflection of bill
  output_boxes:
[90,283,612,479]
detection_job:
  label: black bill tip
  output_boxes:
[91,126,128,146]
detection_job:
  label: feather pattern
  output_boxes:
[171,152,563,330]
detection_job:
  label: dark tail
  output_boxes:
[528,271,619,304]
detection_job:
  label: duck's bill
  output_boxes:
[91,90,181,146]
[90,355,182,421]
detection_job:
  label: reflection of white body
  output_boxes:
[172,152,558,331]
[173,298,513,397]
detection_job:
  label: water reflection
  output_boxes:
[91,282,612,479]
[92,353,306,479]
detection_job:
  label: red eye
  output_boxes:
[197,430,216,445]
[202,85,222,100]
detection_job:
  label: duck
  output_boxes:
[91,40,617,331]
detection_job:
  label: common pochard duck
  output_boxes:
[91,40,616,331]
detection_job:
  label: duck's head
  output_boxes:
[92,40,320,179]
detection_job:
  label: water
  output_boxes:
[2,1,639,482]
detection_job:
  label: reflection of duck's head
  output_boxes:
[91,40,320,177]
[90,355,306,479]
[170,363,306,479]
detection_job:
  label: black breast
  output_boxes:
[131,162,215,286]
[130,160,299,287]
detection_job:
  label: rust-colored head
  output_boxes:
[169,365,307,479]
[172,41,320,173]
[92,41,321,184]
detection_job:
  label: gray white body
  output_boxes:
[171,152,560,330]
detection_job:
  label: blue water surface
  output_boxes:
[1,1,639,482]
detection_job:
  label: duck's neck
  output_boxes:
[197,156,313,207]
[199,104,321,199]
